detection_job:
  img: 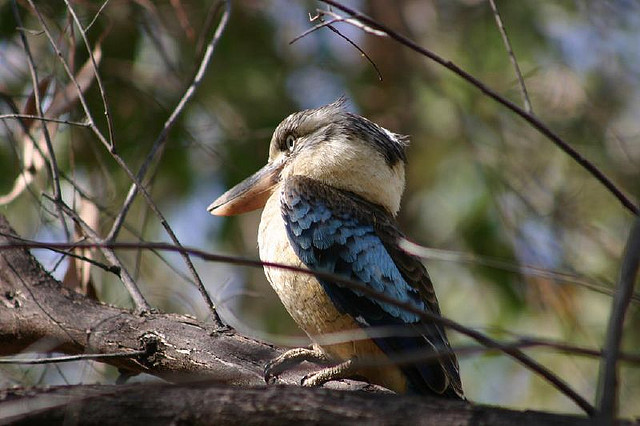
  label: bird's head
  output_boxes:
[208,99,408,217]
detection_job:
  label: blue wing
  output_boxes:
[281,176,462,397]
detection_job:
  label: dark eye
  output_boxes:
[285,134,296,152]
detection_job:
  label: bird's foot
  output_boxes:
[301,358,356,387]
[264,346,331,384]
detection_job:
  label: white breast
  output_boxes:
[258,186,354,338]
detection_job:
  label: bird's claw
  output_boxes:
[302,359,357,388]
[300,371,323,387]
[263,359,281,384]
[264,347,332,385]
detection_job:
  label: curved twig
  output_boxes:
[488,0,533,113]
[317,0,638,216]
[597,216,640,421]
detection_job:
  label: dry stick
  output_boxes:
[488,0,532,114]
[85,0,111,33]
[0,350,147,365]
[597,216,640,421]
[28,1,229,326]
[3,231,119,274]
[196,1,226,55]
[349,339,640,375]
[57,173,199,287]
[107,0,229,240]
[12,1,70,241]
[519,338,640,365]
[104,0,231,328]
[317,0,638,216]
[11,228,637,368]
[42,195,151,311]
[64,0,115,147]
[325,23,383,81]
[229,313,640,365]
[0,114,91,127]
[291,14,382,81]
[27,1,105,148]
[5,239,596,416]
[399,239,638,303]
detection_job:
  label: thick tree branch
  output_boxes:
[3,383,632,426]
[0,214,374,391]
[1,216,637,425]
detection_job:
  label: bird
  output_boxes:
[208,99,463,398]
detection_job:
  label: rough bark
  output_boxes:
[0,214,374,390]
[1,383,627,426]
[0,214,633,425]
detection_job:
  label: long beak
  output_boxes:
[208,160,283,216]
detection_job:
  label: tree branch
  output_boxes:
[597,216,640,421]
[0,213,634,424]
[3,383,630,426]
[317,0,638,216]
[0,214,373,391]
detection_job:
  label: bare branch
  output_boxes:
[324,23,383,81]
[13,1,70,240]
[399,239,636,302]
[290,13,382,81]
[27,0,110,149]
[107,0,230,240]
[104,0,231,328]
[85,0,111,33]
[316,0,638,216]
[0,238,595,416]
[488,0,533,113]
[63,0,115,147]
[23,0,230,325]
[4,383,615,426]
[597,216,640,421]
[0,114,91,127]
[42,195,150,312]
[0,350,147,365]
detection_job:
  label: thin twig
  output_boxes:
[317,0,638,216]
[64,0,116,148]
[325,24,382,81]
[230,317,640,365]
[57,173,199,287]
[13,1,71,241]
[85,0,111,33]
[0,114,91,127]
[344,338,640,374]
[4,232,120,274]
[597,216,640,421]
[289,16,341,44]
[2,239,595,416]
[42,195,151,312]
[0,350,147,365]
[196,1,225,56]
[488,0,533,113]
[107,0,230,241]
[399,239,637,302]
[103,0,231,328]
[313,9,386,37]
[290,14,382,81]
[27,1,105,147]
[28,0,230,327]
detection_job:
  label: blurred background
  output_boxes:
[0,0,638,416]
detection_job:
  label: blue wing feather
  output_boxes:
[281,176,463,397]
